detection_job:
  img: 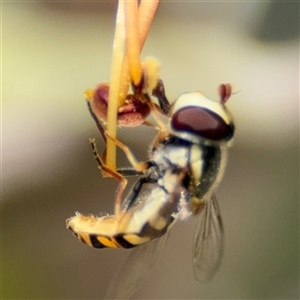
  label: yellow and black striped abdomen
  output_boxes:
[66,211,174,249]
[69,229,150,249]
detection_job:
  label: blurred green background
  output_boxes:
[2,1,299,299]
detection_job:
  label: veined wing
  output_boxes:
[105,170,185,298]
[192,193,224,282]
[104,231,169,299]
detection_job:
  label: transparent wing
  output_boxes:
[104,232,169,300]
[192,193,224,282]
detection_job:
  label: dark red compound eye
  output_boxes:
[171,106,234,141]
[117,94,151,126]
[89,83,151,127]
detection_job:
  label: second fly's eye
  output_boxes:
[87,83,151,127]
[170,92,234,142]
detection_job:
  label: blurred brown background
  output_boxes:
[2,1,299,299]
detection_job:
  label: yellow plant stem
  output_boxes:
[106,0,160,172]
[106,0,126,172]
[118,0,160,105]
[138,0,160,49]
[125,0,141,86]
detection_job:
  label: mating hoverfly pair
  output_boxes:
[66,79,234,297]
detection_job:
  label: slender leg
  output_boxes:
[86,101,109,166]
[87,96,163,165]
[105,133,150,172]
[152,79,171,115]
[148,102,168,132]
[86,101,107,144]
[141,120,161,131]
[122,177,152,211]
[116,168,145,177]
[90,138,127,219]
[103,101,168,172]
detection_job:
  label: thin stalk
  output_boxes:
[118,0,160,105]
[106,0,160,171]
[106,0,126,171]
[125,0,141,86]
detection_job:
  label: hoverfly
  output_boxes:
[66,81,234,298]
[86,76,170,145]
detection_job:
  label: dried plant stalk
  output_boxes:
[107,0,159,171]
[138,0,160,49]
[118,0,160,105]
[106,0,126,171]
[125,0,141,86]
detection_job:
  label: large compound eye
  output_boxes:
[172,106,234,140]
[87,83,151,127]
[170,92,234,141]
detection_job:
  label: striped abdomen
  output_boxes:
[66,213,154,249]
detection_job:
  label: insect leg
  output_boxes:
[122,176,154,211]
[86,101,107,144]
[87,97,161,163]
[141,120,161,131]
[148,101,168,132]
[116,168,145,177]
[152,79,171,115]
[89,138,127,219]
[135,78,169,130]
[105,133,150,172]
[86,100,110,166]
